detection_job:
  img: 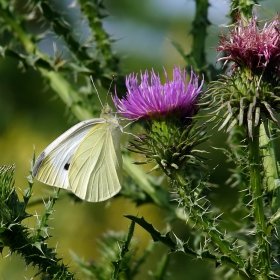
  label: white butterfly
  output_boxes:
[32,104,123,202]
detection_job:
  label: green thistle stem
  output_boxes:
[248,125,270,278]
[0,6,34,53]
[0,2,94,122]
[36,0,94,65]
[112,221,135,280]
[259,122,280,240]
[229,0,257,19]
[40,69,94,120]
[187,0,209,74]
[153,252,170,280]
[78,0,118,70]
[123,154,185,221]
[172,171,247,272]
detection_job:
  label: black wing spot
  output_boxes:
[64,163,70,170]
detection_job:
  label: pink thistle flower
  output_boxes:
[217,14,280,74]
[113,66,203,120]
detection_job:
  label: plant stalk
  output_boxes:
[172,171,249,275]
[248,124,270,278]
[259,122,280,232]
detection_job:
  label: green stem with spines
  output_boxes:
[230,0,258,20]
[78,0,119,71]
[0,166,75,279]
[0,7,34,53]
[33,0,126,91]
[191,0,209,73]
[35,0,97,66]
[0,2,95,121]
[172,171,250,277]
[111,221,135,280]
[248,124,270,279]
[123,154,186,222]
[259,122,280,246]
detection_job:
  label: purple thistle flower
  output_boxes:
[217,14,280,74]
[113,66,203,120]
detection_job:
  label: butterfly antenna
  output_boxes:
[105,75,115,104]
[90,75,103,107]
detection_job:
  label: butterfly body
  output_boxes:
[33,104,123,202]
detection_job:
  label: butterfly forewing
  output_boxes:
[68,119,122,202]
[33,119,104,189]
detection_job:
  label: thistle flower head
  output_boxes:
[114,66,206,175]
[217,14,280,74]
[113,66,203,121]
[205,14,280,139]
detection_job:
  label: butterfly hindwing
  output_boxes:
[32,119,105,189]
[68,120,122,202]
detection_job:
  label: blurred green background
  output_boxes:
[0,0,279,279]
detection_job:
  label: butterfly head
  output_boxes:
[100,104,114,120]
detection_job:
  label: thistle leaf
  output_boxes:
[124,215,177,250]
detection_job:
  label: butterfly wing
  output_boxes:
[68,120,122,202]
[32,119,105,189]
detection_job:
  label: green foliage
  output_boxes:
[70,223,159,280]
[0,164,75,279]
[1,0,280,279]
[0,0,125,121]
